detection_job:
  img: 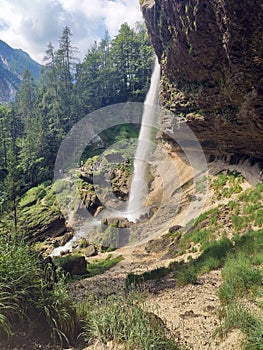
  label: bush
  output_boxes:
[197,237,232,264]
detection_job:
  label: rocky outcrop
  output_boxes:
[142,0,263,160]
[55,255,88,276]
[78,155,132,216]
[29,214,68,242]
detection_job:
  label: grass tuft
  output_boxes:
[81,294,180,350]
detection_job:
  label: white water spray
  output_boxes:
[126,58,160,221]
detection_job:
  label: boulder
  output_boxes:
[85,244,98,257]
[168,225,182,233]
[60,232,74,246]
[58,255,88,276]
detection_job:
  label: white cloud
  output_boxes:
[0,0,143,63]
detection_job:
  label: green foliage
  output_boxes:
[197,237,232,266]
[243,321,263,350]
[217,230,263,305]
[78,238,88,248]
[173,208,220,254]
[20,183,47,207]
[53,254,83,269]
[127,237,233,288]
[82,295,180,350]
[218,252,262,304]
[76,22,153,114]
[14,183,60,240]
[0,235,78,345]
[87,254,124,276]
[0,22,153,220]
[220,303,263,350]
[211,170,244,199]
[173,237,232,286]
[54,253,123,279]
[175,265,198,286]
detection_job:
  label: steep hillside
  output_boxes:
[70,157,263,350]
[0,40,41,103]
[141,0,263,160]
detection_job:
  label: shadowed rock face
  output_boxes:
[142,0,263,160]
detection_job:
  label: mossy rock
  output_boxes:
[54,255,88,276]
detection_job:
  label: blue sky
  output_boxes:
[0,0,143,63]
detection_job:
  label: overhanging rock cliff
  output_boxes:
[142,0,263,161]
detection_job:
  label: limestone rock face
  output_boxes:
[142,0,263,159]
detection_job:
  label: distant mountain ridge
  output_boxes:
[0,39,41,103]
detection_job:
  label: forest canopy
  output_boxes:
[0,22,153,221]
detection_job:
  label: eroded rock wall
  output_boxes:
[142,0,263,160]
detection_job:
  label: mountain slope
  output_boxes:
[0,40,41,103]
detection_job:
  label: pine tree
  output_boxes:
[16,70,45,186]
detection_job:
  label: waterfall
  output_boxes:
[126,57,160,221]
[51,58,160,256]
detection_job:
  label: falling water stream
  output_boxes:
[126,57,160,221]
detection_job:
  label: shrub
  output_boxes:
[197,237,233,264]
[234,229,263,256]
[20,184,47,207]
[222,302,258,333]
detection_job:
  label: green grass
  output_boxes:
[219,302,263,350]
[173,237,233,286]
[54,253,124,279]
[218,253,262,304]
[20,183,48,207]
[215,229,263,348]
[0,182,61,238]
[87,254,124,276]
[218,230,263,304]
[81,294,180,350]
[126,237,233,288]
[0,234,78,345]
[211,170,244,200]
